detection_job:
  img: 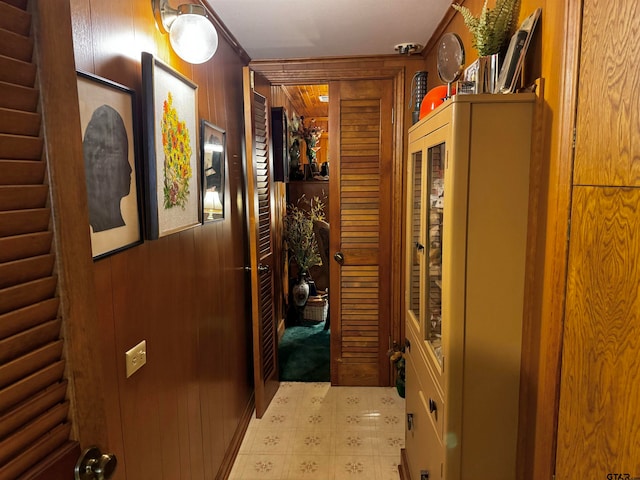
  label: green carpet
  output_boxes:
[278,321,330,382]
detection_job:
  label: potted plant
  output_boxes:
[452,0,520,92]
[283,195,325,307]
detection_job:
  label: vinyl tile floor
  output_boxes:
[229,382,405,480]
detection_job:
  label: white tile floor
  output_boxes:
[229,382,405,480]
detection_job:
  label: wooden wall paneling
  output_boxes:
[194,225,226,479]
[92,258,126,480]
[218,43,254,453]
[556,186,640,477]
[573,0,640,187]
[88,0,136,77]
[111,243,164,480]
[69,0,94,72]
[154,232,197,479]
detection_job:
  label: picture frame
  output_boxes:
[141,52,200,239]
[76,70,143,260]
[496,8,542,94]
[200,120,226,222]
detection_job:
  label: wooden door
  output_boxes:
[328,79,394,386]
[0,0,88,477]
[242,67,279,417]
[556,0,640,476]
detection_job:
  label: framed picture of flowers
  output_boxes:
[76,70,143,259]
[141,52,200,239]
[200,120,226,222]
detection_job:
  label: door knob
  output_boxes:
[75,446,117,480]
[333,252,344,265]
[257,263,270,273]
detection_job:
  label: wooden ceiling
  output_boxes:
[282,84,329,120]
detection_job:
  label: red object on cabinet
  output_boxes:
[419,85,456,119]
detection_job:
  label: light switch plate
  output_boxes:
[125,340,147,378]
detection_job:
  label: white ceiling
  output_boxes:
[206,0,453,60]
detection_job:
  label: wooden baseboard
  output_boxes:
[399,448,411,480]
[216,393,255,480]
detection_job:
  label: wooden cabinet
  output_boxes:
[402,94,534,480]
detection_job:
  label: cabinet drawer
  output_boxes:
[406,348,444,439]
[405,351,444,479]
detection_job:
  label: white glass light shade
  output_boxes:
[169,11,218,64]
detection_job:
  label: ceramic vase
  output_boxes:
[292,273,310,307]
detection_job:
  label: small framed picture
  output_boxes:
[496,8,541,94]
[76,71,143,260]
[200,120,226,222]
[141,52,200,239]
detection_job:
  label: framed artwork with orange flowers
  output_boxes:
[142,52,200,239]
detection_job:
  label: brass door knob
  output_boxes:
[75,446,117,480]
[333,252,344,265]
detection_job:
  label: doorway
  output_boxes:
[278,83,331,382]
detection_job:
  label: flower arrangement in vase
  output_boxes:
[290,114,323,164]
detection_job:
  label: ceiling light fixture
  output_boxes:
[152,0,218,64]
[394,43,423,55]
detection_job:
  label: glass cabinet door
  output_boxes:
[426,142,445,366]
[407,148,423,327]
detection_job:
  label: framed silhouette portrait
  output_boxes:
[142,52,200,239]
[200,120,226,222]
[77,71,143,260]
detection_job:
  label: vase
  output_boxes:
[292,273,310,307]
[474,54,500,94]
[396,377,405,398]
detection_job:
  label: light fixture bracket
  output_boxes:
[394,43,423,55]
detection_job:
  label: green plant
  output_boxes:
[283,195,325,274]
[452,0,520,56]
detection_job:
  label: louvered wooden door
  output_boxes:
[329,79,393,386]
[0,0,80,477]
[242,67,279,417]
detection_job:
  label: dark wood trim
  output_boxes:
[217,393,255,479]
[249,55,423,84]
